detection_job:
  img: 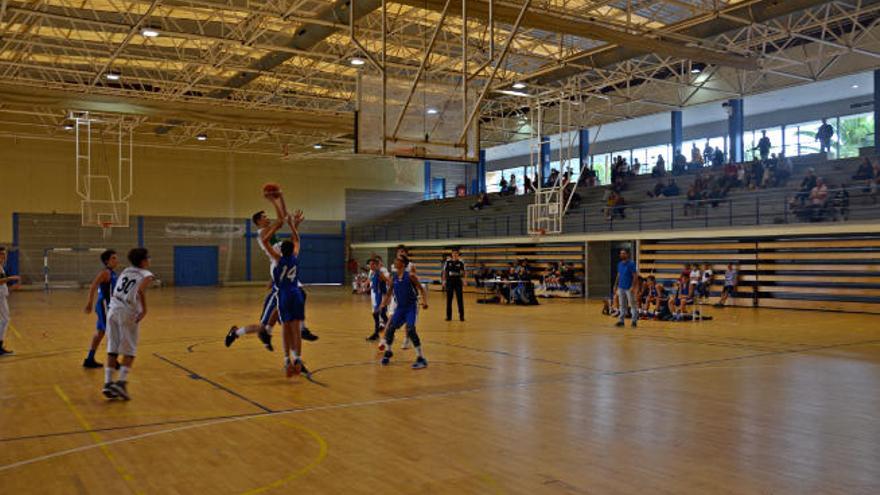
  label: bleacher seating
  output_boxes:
[350,153,878,242]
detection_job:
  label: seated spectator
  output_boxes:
[470,192,491,211]
[829,186,850,221]
[652,155,666,177]
[564,183,582,210]
[543,262,561,290]
[647,180,665,198]
[793,168,818,206]
[559,262,577,288]
[751,160,764,190]
[700,263,714,300]
[736,163,747,188]
[473,262,493,287]
[672,150,687,175]
[761,161,776,189]
[683,185,700,216]
[776,152,793,186]
[712,148,725,167]
[661,178,680,197]
[604,190,626,220]
[690,143,704,168]
[707,184,726,207]
[854,157,874,181]
[807,177,829,221]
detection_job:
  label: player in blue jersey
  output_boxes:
[365,256,390,342]
[378,254,429,369]
[272,228,311,378]
[82,249,119,368]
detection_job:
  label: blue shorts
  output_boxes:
[260,288,278,326]
[388,304,417,330]
[95,300,109,331]
[278,289,305,323]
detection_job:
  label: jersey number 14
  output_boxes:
[278,266,297,283]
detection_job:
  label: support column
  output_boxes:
[728,98,744,163]
[478,150,487,194]
[540,136,551,185]
[875,70,880,154]
[578,128,590,167]
[671,110,683,159]
[423,160,432,200]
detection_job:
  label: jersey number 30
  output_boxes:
[116,277,137,295]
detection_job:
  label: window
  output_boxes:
[486,170,503,193]
[794,121,822,157]
[645,144,671,171]
[838,113,874,158]
[591,154,610,185]
[745,127,783,160]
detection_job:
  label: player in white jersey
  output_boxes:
[102,248,154,400]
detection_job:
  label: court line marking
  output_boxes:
[53,385,145,495]
[240,420,328,495]
[0,375,573,473]
[9,324,23,340]
[153,353,273,413]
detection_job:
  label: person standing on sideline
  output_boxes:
[613,249,639,328]
[442,248,466,321]
[715,263,739,307]
[757,131,772,162]
[0,247,20,356]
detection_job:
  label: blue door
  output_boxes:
[431,177,446,199]
[298,235,344,284]
[174,246,219,286]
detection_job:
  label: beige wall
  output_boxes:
[0,135,423,243]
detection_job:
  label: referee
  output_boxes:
[443,248,466,321]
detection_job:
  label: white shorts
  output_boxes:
[106,309,139,356]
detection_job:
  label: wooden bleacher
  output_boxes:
[639,235,880,314]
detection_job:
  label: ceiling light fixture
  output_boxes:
[196,133,208,141]
[350,57,366,66]
[512,82,527,89]
[426,108,439,115]
[62,123,74,131]
[140,27,160,38]
[852,84,860,89]
[690,67,702,74]
[313,143,323,149]
[104,71,121,81]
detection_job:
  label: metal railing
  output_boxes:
[350,184,878,243]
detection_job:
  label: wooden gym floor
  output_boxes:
[1,287,879,494]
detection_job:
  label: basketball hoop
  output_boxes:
[100,221,113,240]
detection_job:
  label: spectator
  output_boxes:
[498,176,509,194]
[776,152,793,185]
[761,160,775,188]
[604,190,626,220]
[647,180,665,198]
[523,175,533,193]
[700,263,714,300]
[690,143,704,168]
[508,174,518,195]
[703,140,715,165]
[683,184,699,216]
[652,155,666,177]
[751,160,764,190]
[853,157,874,181]
[661,178,680,197]
[631,158,642,176]
[473,262,493,288]
[807,177,829,221]
[755,130,772,161]
[712,147,725,167]
[793,168,818,206]
[829,187,850,221]
[672,150,687,175]
[736,163,747,188]
[816,119,835,154]
[714,263,738,307]
[470,192,491,211]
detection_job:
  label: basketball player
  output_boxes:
[225,207,317,349]
[0,247,19,356]
[378,254,429,369]
[273,238,310,378]
[365,256,390,342]
[102,248,154,400]
[82,249,119,368]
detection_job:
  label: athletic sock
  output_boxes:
[87,349,96,360]
[104,367,114,383]
[119,366,130,382]
[264,325,273,335]
[415,346,424,359]
[235,327,247,337]
[291,351,300,361]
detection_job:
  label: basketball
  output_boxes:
[262,182,282,198]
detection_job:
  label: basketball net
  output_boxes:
[100,221,113,240]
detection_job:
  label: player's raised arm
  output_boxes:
[410,272,429,309]
[289,210,303,256]
[84,269,109,314]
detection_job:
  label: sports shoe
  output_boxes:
[412,357,428,370]
[258,329,274,351]
[401,339,411,350]
[378,341,388,352]
[631,320,638,328]
[0,347,13,356]
[381,350,393,366]
[83,358,103,369]
[615,321,624,327]
[102,382,117,399]
[445,317,452,321]
[225,326,238,347]
[365,332,380,342]
[109,381,130,401]
[301,328,319,342]
[297,359,311,379]
[284,359,295,377]
[292,358,304,376]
